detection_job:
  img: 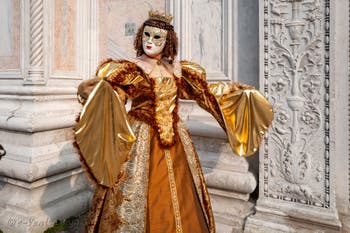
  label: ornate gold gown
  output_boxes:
[74,59,273,233]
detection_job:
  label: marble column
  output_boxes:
[245,0,347,232]
[0,1,93,232]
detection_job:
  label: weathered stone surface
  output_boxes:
[0,169,92,233]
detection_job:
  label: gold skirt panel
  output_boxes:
[84,120,150,233]
[116,121,150,232]
[85,120,214,233]
[147,125,209,233]
[177,122,216,233]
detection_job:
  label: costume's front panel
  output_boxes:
[84,120,213,233]
[147,122,210,233]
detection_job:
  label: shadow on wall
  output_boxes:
[0,143,6,193]
[246,151,259,200]
[0,143,8,233]
[39,142,92,233]
[0,144,6,160]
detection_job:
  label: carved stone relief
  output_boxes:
[263,0,330,208]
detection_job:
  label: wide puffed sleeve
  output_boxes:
[95,59,145,99]
[74,59,142,187]
[179,61,274,157]
[179,61,227,129]
[96,59,144,84]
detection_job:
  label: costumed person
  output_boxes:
[74,10,273,233]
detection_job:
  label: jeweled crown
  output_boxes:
[148,10,173,24]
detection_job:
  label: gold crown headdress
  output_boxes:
[148,10,173,24]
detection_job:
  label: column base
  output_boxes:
[0,168,93,233]
[209,188,255,233]
[245,205,342,233]
[340,214,350,233]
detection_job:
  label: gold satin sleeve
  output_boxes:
[75,80,136,187]
[180,61,227,130]
[208,82,274,156]
[96,60,144,85]
[180,61,273,157]
[180,61,206,93]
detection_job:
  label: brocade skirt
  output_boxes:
[84,120,214,233]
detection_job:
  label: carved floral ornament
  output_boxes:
[264,0,329,207]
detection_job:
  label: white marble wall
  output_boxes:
[0,0,20,75]
[0,0,14,57]
[169,0,234,81]
[98,0,165,60]
[190,0,222,74]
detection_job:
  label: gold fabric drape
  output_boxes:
[180,61,274,157]
[75,80,135,187]
[209,82,274,156]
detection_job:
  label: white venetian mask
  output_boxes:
[142,26,167,58]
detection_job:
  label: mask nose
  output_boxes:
[147,37,153,45]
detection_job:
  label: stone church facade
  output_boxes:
[0,0,348,232]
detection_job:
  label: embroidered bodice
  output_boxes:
[152,75,177,145]
[96,57,182,147]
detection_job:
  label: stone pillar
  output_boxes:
[0,1,94,232]
[334,0,350,232]
[245,0,345,232]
